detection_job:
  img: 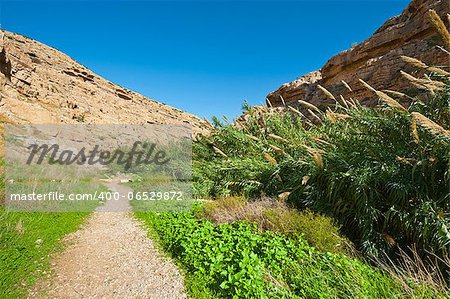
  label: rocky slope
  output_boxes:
[267,0,449,108]
[0,30,206,133]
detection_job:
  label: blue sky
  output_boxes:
[1,0,409,120]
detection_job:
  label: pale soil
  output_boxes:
[29,182,186,299]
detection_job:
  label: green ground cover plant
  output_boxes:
[136,211,447,298]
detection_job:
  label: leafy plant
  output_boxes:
[137,211,447,298]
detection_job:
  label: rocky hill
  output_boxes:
[267,0,449,108]
[0,30,206,133]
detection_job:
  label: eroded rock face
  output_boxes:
[267,0,450,109]
[0,30,207,134]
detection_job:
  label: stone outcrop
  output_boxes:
[0,30,206,133]
[267,0,449,109]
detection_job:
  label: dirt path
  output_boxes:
[29,182,186,299]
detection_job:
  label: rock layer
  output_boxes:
[0,30,206,133]
[267,0,450,109]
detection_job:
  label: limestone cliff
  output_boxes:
[267,0,449,109]
[0,30,206,133]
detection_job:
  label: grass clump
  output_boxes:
[198,196,353,255]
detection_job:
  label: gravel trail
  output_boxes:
[29,182,186,299]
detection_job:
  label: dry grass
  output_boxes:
[198,196,354,255]
[348,97,360,107]
[312,152,324,169]
[317,84,336,101]
[212,145,227,157]
[382,90,414,101]
[374,247,450,297]
[359,79,408,112]
[400,71,446,93]
[325,109,350,124]
[339,95,350,108]
[427,9,450,48]
[198,196,269,225]
[298,100,321,113]
[279,95,286,107]
[401,56,450,76]
[341,80,353,92]
[325,109,337,123]
[307,109,323,123]
[287,105,305,118]
[262,152,277,164]
[411,112,450,137]
[410,117,420,144]
[221,115,230,124]
[267,133,289,143]
[245,133,260,142]
[268,144,288,156]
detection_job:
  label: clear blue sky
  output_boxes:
[1,0,409,120]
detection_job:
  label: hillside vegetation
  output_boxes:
[191,70,449,291]
[128,62,450,297]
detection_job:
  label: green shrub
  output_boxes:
[262,207,354,255]
[199,197,353,255]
